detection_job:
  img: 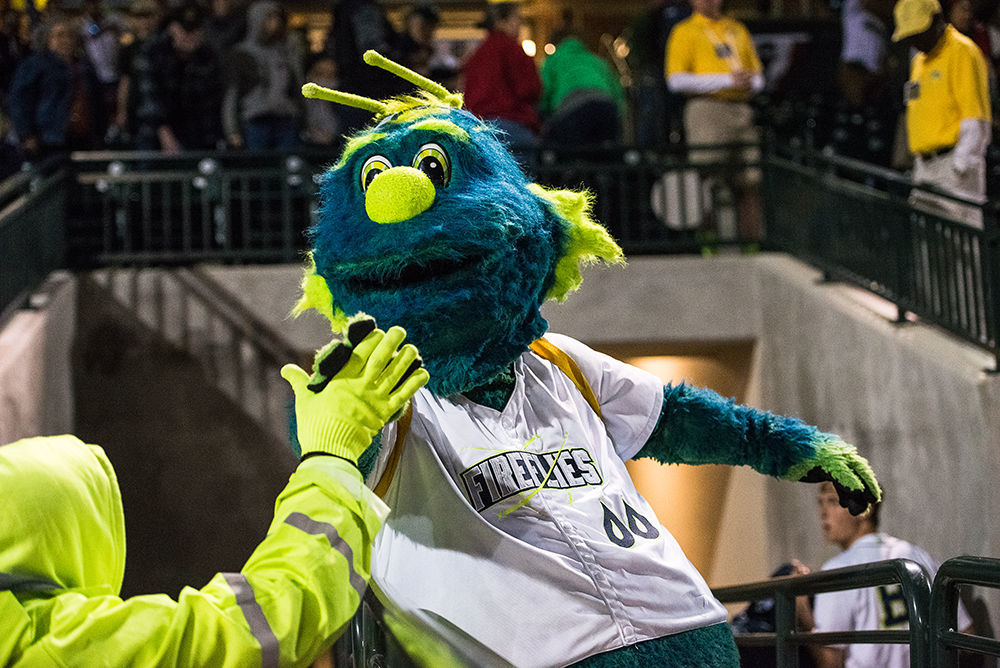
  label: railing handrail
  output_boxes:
[713,558,932,667]
[930,556,1000,666]
[769,143,1000,211]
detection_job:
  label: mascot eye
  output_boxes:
[360,155,392,191]
[412,143,450,187]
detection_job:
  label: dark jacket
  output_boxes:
[135,34,225,150]
[7,50,103,149]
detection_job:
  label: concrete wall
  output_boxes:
[0,272,75,444]
[541,254,1000,581]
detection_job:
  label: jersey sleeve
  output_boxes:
[20,457,387,667]
[543,333,663,461]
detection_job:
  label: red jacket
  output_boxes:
[463,30,542,132]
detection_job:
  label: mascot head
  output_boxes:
[295,51,623,396]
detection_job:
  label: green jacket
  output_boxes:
[539,37,625,116]
[0,435,387,667]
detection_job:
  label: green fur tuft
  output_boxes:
[335,132,387,170]
[527,183,625,302]
[290,252,347,331]
[786,434,883,500]
[379,91,464,119]
[408,117,470,142]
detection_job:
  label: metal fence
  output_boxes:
[932,556,1000,666]
[714,556,1000,668]
[764,146,1000,368]
[66,150,320,266]
[714,558,933,668]
[3,144,998,362]
[60,145,760,267]
[0,157,65,324]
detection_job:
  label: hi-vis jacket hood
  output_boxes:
[1,433,388,667]
[0,435,125,595]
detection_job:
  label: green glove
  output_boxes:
[282,319,429,463]
[787,436,882,515]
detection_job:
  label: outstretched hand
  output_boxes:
[789,437,881,515]
[282,316,429,464]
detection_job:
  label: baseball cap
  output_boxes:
[892,0,942,42]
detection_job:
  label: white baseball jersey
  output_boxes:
[366,333,729,668]
[813,533,972,668]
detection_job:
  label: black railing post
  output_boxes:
[930,556,1000,666]
[983,205,1000,371]
[773,589,799,668]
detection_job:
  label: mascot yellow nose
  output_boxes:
[365,166,436,224]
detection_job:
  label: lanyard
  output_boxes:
[702,20,742,72]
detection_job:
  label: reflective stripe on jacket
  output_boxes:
[1,435,386,667]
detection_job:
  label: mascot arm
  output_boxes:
[635,383,881,514]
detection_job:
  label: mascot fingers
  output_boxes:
[793,438,882,515]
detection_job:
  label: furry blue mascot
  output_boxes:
[290,51,880,667]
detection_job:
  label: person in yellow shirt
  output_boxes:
[893,0,991,228]
[665,0,764,244]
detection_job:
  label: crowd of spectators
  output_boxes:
[0,0,463,177]
[2,0,1000,193]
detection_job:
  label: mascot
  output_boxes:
[284,51,880,667]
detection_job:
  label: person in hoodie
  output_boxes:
[0,323,429,667]
[223,1,303,151]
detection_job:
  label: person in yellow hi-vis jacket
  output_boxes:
[893,0,992,228]
[665,0,765,244]
[0,320,427,667]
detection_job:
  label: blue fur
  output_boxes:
[637,383,819,477]
[309,109,564,396]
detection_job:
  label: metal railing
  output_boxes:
[5,142,998,361]
[65,150,321,267]
[0,156,66,325]
[931,556,1000,666]
[530,142,762,254]
[764,146,1000,368]
[714,558,933,668]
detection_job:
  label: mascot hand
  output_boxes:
[282,319,429,463]
[787,437,881,515]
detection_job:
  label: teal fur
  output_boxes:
[287,398,301,458]
[637,383,819,477]
[357,433,381,479]
[462,364,516,411]
[308,108,565,397]
[570,623,739,667]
